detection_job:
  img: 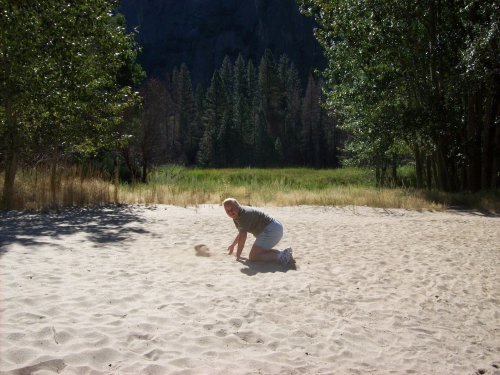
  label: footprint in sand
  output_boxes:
[194,244,211,257]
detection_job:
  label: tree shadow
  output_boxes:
[447,207,500,217]
[0,205,149,255]
[420,189,500,216]
[238,258,297,276]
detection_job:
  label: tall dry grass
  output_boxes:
[0,165,116,211]
[117,184,446,211]
[1,165,498,212]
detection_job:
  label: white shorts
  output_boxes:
[254,220,283,249]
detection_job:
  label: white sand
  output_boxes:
[0,204,499,375]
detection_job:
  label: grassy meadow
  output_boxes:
[1,165,499,212]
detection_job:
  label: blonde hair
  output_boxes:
[223,197,240,208]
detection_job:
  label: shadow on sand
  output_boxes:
[447,207,500,217]
[238,258,297,276]
[0,205,148,254]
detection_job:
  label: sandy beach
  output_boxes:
[0,204,499,375]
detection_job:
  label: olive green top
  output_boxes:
[233,206,273,236]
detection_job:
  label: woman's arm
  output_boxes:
[227,231,241,254]
[235,231,247,260]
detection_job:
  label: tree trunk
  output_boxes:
[436,143,450,191]
[114,156,120,204]
[380,160,387,187]
[122,147,137,184]
[1,98,19,210]
[414,143,424,188]
[2,149,18,210]
[491,121,500,188]
[141,160,148,183]
[490,99,500,188]
[481,90,494,189]
[391,156,398,186]
[375,164,381,188]
[482,74,499,189]
[50,151,59,205]
[426,155,433,190]
[432,151,442,190]
[466,87,483,192]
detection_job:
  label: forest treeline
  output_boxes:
[298,0,499,192]
[0,1,144,208]
[123,51,342,182]
[1,1,498,210]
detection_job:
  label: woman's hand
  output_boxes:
[227,244,235,255]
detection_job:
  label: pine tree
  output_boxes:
[219,56,234,97]
[283,64,303,165]
[167,67,182,158]
[233,54,252,165]
[177,64,198,164]
[253,105,274,166]
[197,72,224,166]
[194,83,205,162]
[139,78,167,182]
[163,72,178,161]
[274,137,284,165]
[258,49,281,140]
[234,54,248,133]
[217,56,239,166]
[247,59,259,163]
[301,74,323,166]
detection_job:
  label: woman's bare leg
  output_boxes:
[248,245,281,263]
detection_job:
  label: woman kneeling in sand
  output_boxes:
[223,198,293,265]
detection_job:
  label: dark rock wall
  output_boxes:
[119,0,325,86]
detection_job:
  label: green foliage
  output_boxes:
[298,0,500,191]
[198,71,225,167]
[0,1,141,157]
[192,51,331,168]
[121,49,341,174]
[0,0,143,207]
[150,165,375,190]
[173,63,198,163]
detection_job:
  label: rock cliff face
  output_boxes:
[119,0,325,86]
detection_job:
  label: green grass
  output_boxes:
[1,165,499,212]
[149,166,375,190]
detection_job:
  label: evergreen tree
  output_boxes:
[258,49,281,141]
[218,56,238,165]
[125,49,345,170]
[247,59,258,110]
[163,72,178,161]
[139,78,167,182]
[274,137,285,166]
[219,56,234,97]
[177,64,198,164]
[234,54,248,132]
[247,59,259,163]
[253,106,274,166]
[234,54,252,165]
[194,83,205,161]
[283,64,303,165]
[197,72,225,166]
[167,67,181,158]
[301,74,323,166]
